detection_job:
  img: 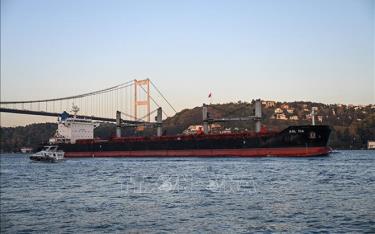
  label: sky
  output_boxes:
[1,0,374,126]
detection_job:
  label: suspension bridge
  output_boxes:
[0,79,177,125]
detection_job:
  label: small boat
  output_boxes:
[30,145,64,162]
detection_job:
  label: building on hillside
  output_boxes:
[183,125,204,135]
[221,128,232,134]
[289,115,299,121]
[20,147,33,153]
[210,123,222,134]
[262,101,276,108]
[275,113,288,120]
[183,124,222,134]
[274,108,283,114]
[286,109,294,114]
[281,104,289,109]
[303,108,310,112]
[368,141,375,149]
[317,116,323,122]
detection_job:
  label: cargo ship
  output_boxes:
[37,100,332,158]
[58,125,331,157]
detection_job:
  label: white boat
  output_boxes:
[30,145,64,162]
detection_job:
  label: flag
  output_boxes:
[208,92,212,98]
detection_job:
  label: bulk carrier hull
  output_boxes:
[57,125,331,158]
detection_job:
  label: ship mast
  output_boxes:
[71,104,80,119]
[311,107,317,126]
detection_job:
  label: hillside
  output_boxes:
[1,101,374,152]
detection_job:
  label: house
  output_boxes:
[275,113,288,120]
[261,101,276,108]
[136,125,145,131]
[281,104,289,109]
[317,116,323,122]
[221,128,232,134]
[210,123,222,133]
[183,124,222,134]
[20,147,33,153]
[368,141,375,149]
[289,115,299,121]
[183,125,204,135]
[274,108,283,114]
[286,109,294,114]
[303,108,310,112]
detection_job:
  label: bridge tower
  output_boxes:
[134,79,151,122]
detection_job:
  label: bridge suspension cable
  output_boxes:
[0,79,176,123]
[150,80,177,113]
[0,80,134,104]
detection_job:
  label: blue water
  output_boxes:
[1,151,374,233]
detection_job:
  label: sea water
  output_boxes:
[1,151,374,233]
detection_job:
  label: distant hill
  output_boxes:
[1,101,374,152]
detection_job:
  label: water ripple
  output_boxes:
[1,151,375,233]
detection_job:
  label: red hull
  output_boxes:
[65,147,331,158]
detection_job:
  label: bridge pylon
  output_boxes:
[134,79,151,122]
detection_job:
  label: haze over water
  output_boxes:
[1,151,374,233]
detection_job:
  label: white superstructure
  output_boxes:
[54,118,98,143]
[50,106,98,144]
[368,141,375,150]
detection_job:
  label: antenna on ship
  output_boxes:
[71,104,80,118]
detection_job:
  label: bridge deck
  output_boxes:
[0,108,144,124]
